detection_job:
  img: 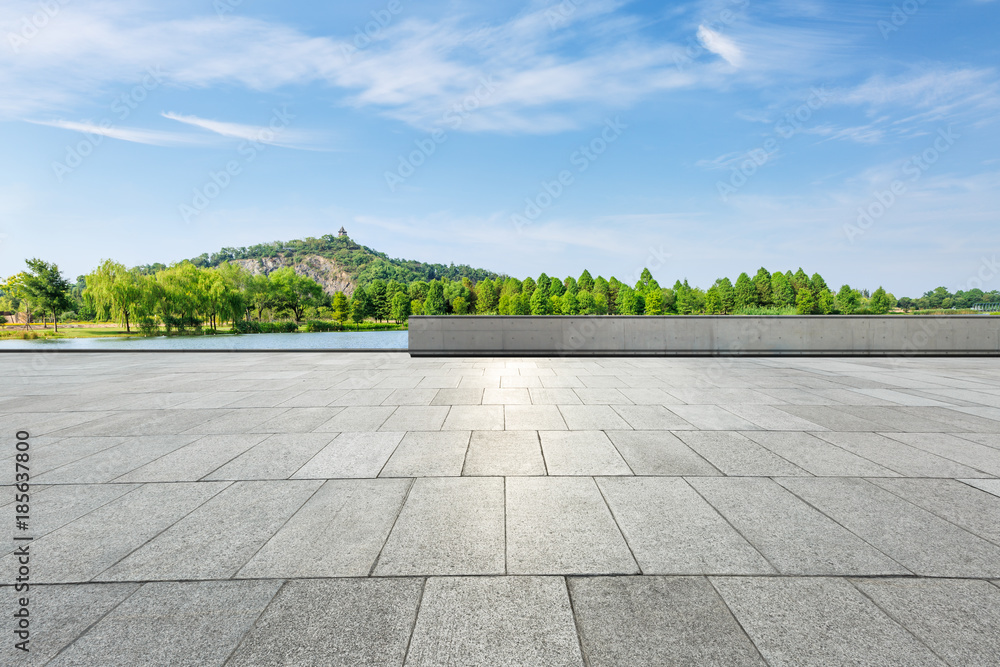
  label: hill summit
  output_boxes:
[179,232,498,296]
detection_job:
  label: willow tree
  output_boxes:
[84,259,149,333]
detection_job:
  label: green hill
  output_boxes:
[137,232,499,296]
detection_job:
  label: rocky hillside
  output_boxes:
[181,232,498,291]
[230,255,357,296]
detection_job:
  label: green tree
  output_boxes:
[20,259,72,332]
[817,289,836,314]
[578,270,594,292]
[795,288,816,314]
[530,287,553,315]
[270,267,324,324]
[331,292,350,323]
[734,272,756,310]
[617,285,641,315]
[82,260,148,333]
[716,277,735,314]
[155,262,205,331]
[368,279,389,322]
[475,278,498,314]
[350,295,366,328]
[0,273,30,325]
[770,272,795,307]
[561,290,579,315]
[752,268,772,306]
[423,281,447,315]
[704,285,723,314]
[577,290,595,314]
[452,295,469,314]
[246,273,279,322]
[391,292,411,323]
[836,284,861,314]
[869,286,893,314]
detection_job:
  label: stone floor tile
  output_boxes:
[462,431,546,476]
[667,405,759,430]
[203,432,335,480]
[100,480,321,581]
[6,482,229,583]
[238,478,411,578]
[380,405,450,431]
[675,431,808,476]
[852,578,1000,667]
[26,436,128,476]
[528,388,583,405]
[431,388,483,405]
[570,576,765,666]
[618,387,683,404]
[113,434,268,482]
[0,583,139,666]
[870,478,1000,545]
[313,406,396,432]
[406,577,582,667]
[606,431,721,475]
[181,408,290,434]
[381,388,441,406]
[689,478,907,576]
[613,405,694,430]
[720,404,828,430]
[572,388,633,405]
[813,431,990,477]
[961,478,1000,497]
[779,477,1000,577]
[228,578,422,666]
[506,477,638,575]
[442,405,504,431]
[597,477,774,574]
[540,431,632,476]
[330,389,396,406]
[380,431,471,476]
[772,405,890,431]
[374,477,505,575]
[558,405,632,430]
[744,431,900,476]
[33,435,198,484]
[2,484,138,555]
[886,432,1000,476]
[292,432,404,478]
[47,580,282,667]
[482,388,532,404]
[504,405,567,430]
[711,577,944,667]
[251,407,344,433]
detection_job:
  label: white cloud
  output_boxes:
[26,119,210,146]
[161,112,328,150]
[697,25,743,67]
[0,1,712,134]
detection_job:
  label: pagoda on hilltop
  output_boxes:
[338,226,347,237]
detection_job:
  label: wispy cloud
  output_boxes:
[697,25,743,67]
[161,112,327,150]
[26,119,210,146]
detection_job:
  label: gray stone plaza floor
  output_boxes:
[3,352,1000,665]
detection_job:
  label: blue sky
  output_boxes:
[1,0,998,296]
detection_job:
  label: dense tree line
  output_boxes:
[3,256,999,334]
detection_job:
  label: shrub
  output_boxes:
[232,320,298,334]
[304,320,342,332]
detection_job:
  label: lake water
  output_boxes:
[0,330,408,351]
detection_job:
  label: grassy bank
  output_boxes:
[0,320,407,340]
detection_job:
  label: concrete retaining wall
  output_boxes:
[407,315,1000,356]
